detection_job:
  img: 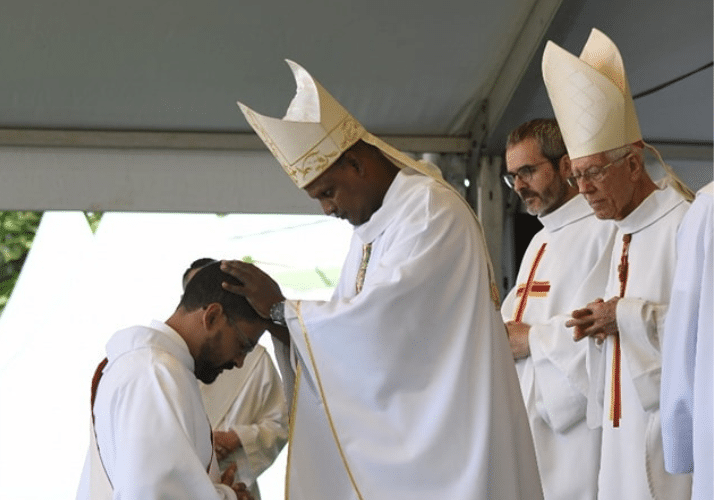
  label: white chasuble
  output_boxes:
[277,169,542,500]
[661,182,713,500]
[200,345,288,500]
[501,195,616,500]
[76,321,237,500]
[587,183,692,499]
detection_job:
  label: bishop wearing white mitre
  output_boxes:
[544,28,694,499]
[226,60,543,500]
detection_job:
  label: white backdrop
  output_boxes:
[0,210,352,499]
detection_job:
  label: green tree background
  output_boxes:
[0,211,42,314]
[0,211,103,315]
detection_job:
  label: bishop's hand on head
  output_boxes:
[220,260,285,319]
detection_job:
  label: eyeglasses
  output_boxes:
[502,159,552,189]
[567,153,631,188]
[227,317,258,356]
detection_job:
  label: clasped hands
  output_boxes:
[220,462,254,500]
[566,297,620,345]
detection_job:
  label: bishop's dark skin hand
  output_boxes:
[220,260,285,319]
[221,260,290,346]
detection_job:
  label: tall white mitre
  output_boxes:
[237,60,443,188]
[542,28,642,160]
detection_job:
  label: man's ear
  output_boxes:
[202,303,224,331]
[341,150,366,177]
[558,154,572,178]
[627,152,645,181]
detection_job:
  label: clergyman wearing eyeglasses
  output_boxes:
[185,258,288,500]
[545,28,694,499]
[76,261,265,500]
[500,118,617,500]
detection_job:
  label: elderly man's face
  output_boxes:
[304,160,380,226]
[571,152,636,220]
[505,137,569,216]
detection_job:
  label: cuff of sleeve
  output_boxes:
[529,327,587,432]
[284,299,298,321]
[231,425,259,482]
[215,483,238,500]
[616,297,662,411]
[529,317,590,396]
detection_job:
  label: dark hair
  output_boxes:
[182,257,217,289]
[333,139,391,169]
[179,261,262,323]
[506,118,566,168]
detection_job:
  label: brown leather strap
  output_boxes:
[91,357,108,423]
[90,357,114,490]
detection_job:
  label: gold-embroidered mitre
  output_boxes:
[238,60,444,188]
[237,60,366,188]
[542,28,642,160]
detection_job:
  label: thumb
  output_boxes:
[221,463,237,485]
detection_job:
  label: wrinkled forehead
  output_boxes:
[571,152,610,173]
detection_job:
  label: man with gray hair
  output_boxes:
[544,28,693,499]
[501,118,616,499]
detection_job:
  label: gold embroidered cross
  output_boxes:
[355,242,372,294]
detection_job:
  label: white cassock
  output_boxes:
[76,321,237,500]
[273,168,542,500]
[661,181,713,500]
[586,182,692,499]
[200,344,288,500]
[501,194,616,500]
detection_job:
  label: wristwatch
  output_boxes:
[269,300,286,326]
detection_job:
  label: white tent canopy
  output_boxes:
[0,3,711,498]
[0,0,710,213]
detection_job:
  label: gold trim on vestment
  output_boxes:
[243,107,364,187]
[293,300,365,500]
[284,360,301,500]
[355,243,372,294]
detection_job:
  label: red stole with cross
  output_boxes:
[611,233,632,427]
[513,243,551,322]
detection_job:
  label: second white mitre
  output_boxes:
[542,28,642,160]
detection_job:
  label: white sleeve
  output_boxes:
[660,191,713,473]
[100,363,237,500]
[225,353,288,485]
[616,297,666,412]
[528,315,589,432]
